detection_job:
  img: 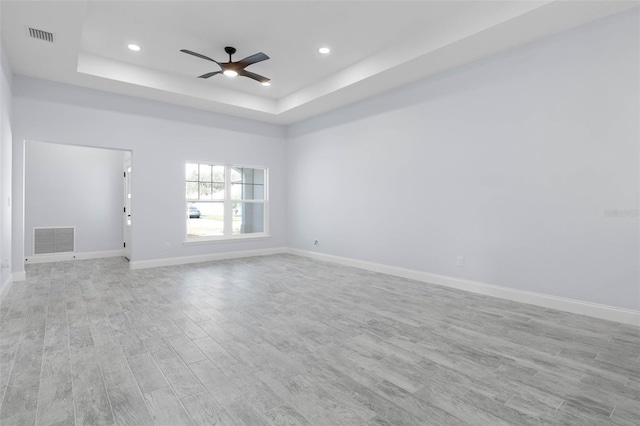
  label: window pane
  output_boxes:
[253,169,264,184]
[213,166,225,183]
[186,163,199,181]
[230,183,241,200]
[187,202,224,237]
[212,182,224,200]
[253,184,264,200]
[231,184,264,200]
[232,202,264,235]
[230,167,264,185]
[230,167,242,183]
[199,182,212,200]
[186,182,198,200]
[199,164,212,182]
[243,168,254,183]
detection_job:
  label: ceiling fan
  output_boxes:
[180,46,271,85]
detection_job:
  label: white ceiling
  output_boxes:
[1,1,637,125]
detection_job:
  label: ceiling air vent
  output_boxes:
[28,27,54,43]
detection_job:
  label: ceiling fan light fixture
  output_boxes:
[261,81,271,87]
[127,44,141,51]
[181,46,270,84]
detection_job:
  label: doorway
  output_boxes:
[24,141,129,262]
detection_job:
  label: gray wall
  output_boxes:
[24,141,125,256]
[286,9,640,310]
[1,39,12,288]
[12,77,287,270]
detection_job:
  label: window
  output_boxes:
[186,163,267,240]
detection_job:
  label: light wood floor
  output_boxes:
[1,254,638,425]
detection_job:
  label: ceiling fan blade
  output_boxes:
[237,52,269,68]
[198,71,222,79]
[238,69,270,84]
[180,49,221,65]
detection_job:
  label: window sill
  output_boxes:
[183,234,271,245]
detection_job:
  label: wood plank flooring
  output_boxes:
[0,254,638,425]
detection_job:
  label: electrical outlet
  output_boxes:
[457,256,464,267]
[314,239,319,246]
[164,242,171,250]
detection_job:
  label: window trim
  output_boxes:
[185,162,269,242]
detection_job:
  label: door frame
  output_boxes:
[123,155,132,260]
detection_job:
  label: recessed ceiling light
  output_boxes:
[318,47,330,54]
[223,70,238,77]
[261,81,271,87]
[128,44,140,52]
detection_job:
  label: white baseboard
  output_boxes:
[129,247,288,270]
[0,274,13,300]
[12,270,25,282]
[287,248,640,327]
[25,250,123,265]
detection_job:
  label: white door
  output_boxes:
[123,157,132,260]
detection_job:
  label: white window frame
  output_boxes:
[184,162,269,243]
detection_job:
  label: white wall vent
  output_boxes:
[33,227,75,255]
[28,27,54,43]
